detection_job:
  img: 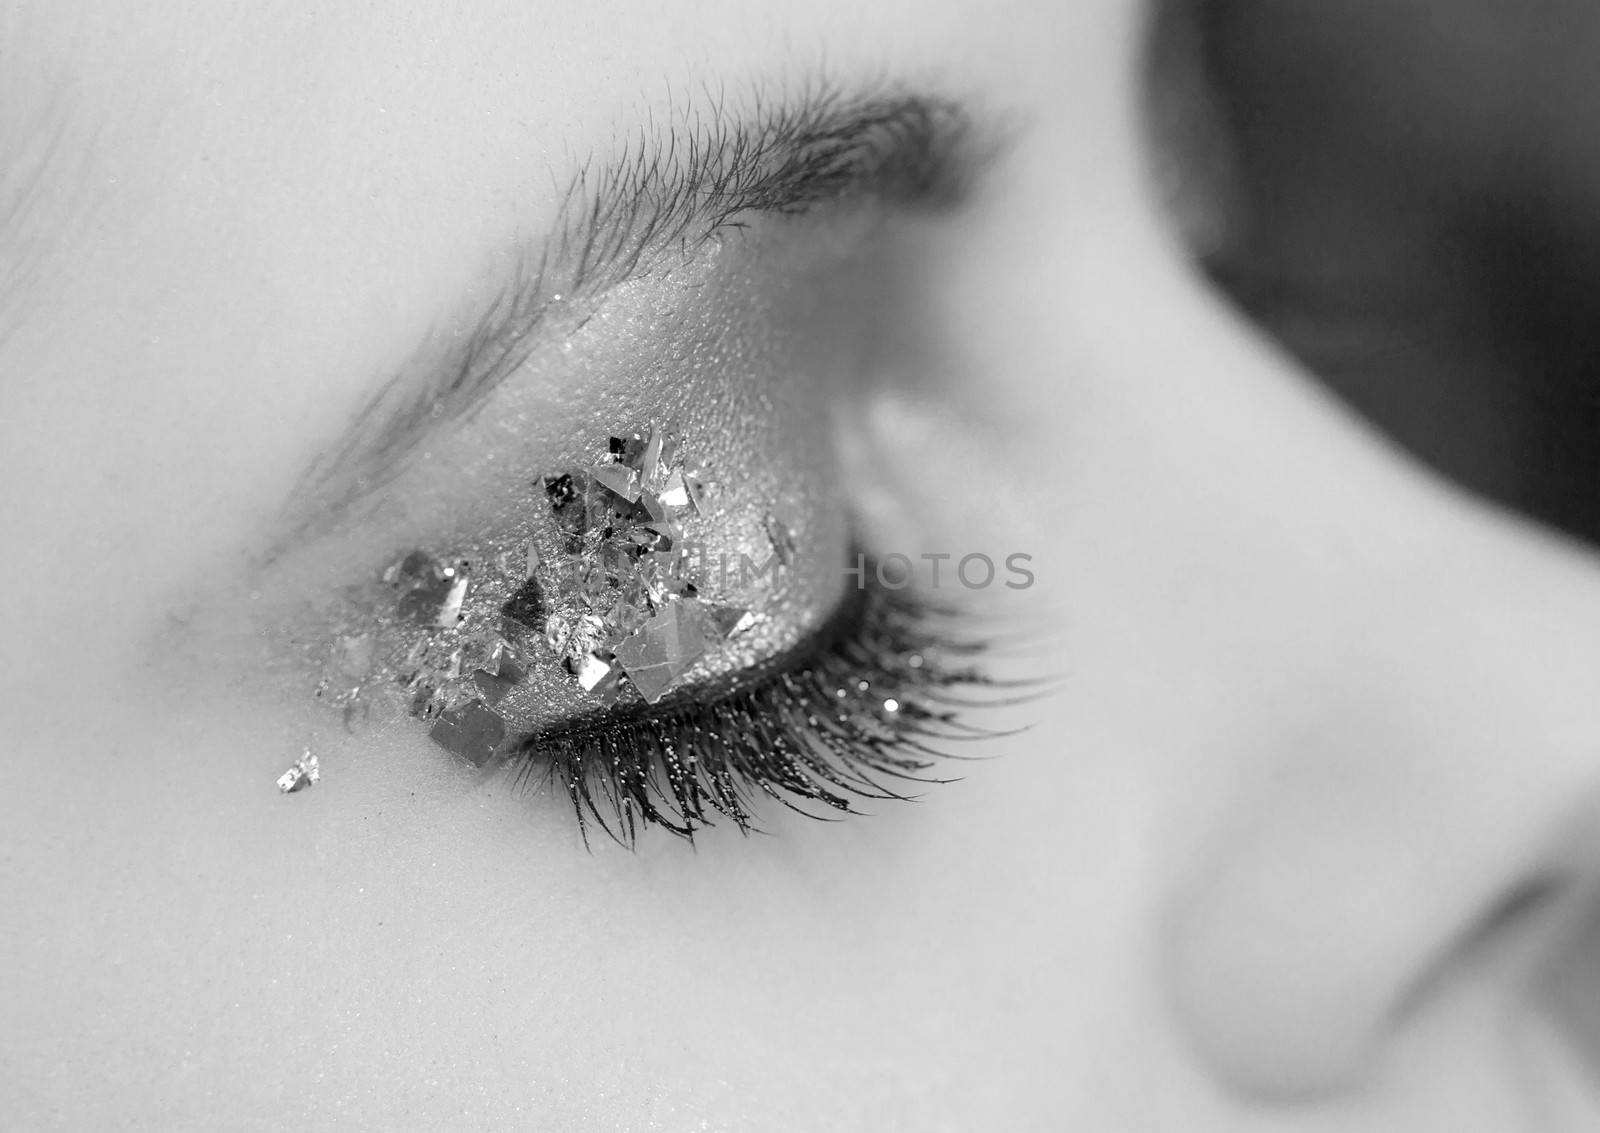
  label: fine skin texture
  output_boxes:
[4,3,1600,1131]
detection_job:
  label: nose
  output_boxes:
[1161,452,1600,1100]
[1140,0,1600,1103]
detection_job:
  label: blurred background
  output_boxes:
[1152,0,1600,547]
[1148,0,1600,1077]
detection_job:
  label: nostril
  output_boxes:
[1448,873,1573,974]
[1392,872,1577,1028]
[1161,726,1600,1104]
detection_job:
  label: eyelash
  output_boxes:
[505,568,1004,847]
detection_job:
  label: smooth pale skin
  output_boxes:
[4,2,1600,1130]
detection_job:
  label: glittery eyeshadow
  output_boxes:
[310,423,800,766]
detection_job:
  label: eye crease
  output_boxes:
[302,420,1007,845]
[284,85,980,546]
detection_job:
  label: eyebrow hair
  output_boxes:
[291,82,977,530]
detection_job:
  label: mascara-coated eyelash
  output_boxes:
[507,569,1005,846]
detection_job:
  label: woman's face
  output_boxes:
[6,2,1600,1129]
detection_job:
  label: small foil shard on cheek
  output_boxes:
[276,750,320,794]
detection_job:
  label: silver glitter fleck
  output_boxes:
[591,461,641,502]
[435,565,470,628]
[638,428,665,487]
[276,749,320,794]
[574,651,617,693]
[652,431,681,485]
[657,470,690,509]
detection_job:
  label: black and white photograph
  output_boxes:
[5,2,1600,1129]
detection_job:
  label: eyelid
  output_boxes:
[288,404,852,744]
[285,404,1013,843]
[286,90,978,538]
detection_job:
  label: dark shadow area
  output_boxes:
[1159,0,1600,546]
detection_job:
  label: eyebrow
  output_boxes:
[291,82,977,530]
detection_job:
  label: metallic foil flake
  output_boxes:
[706,605,757,641]
[276,750,320,794]
[386,551,473,629]
[613,599,709,703]
[501,576,546,632]
[591,461,642,503]
[683,469,712,515]
[428,701,508,766]
[435,565,470,628]
[574,651,620,696]
[638,429,665,486]
[657,470,690,509]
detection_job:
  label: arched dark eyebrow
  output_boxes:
[291,86,978,533]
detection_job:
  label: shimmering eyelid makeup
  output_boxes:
[312,422,804,759]
[296,420,1007,845]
